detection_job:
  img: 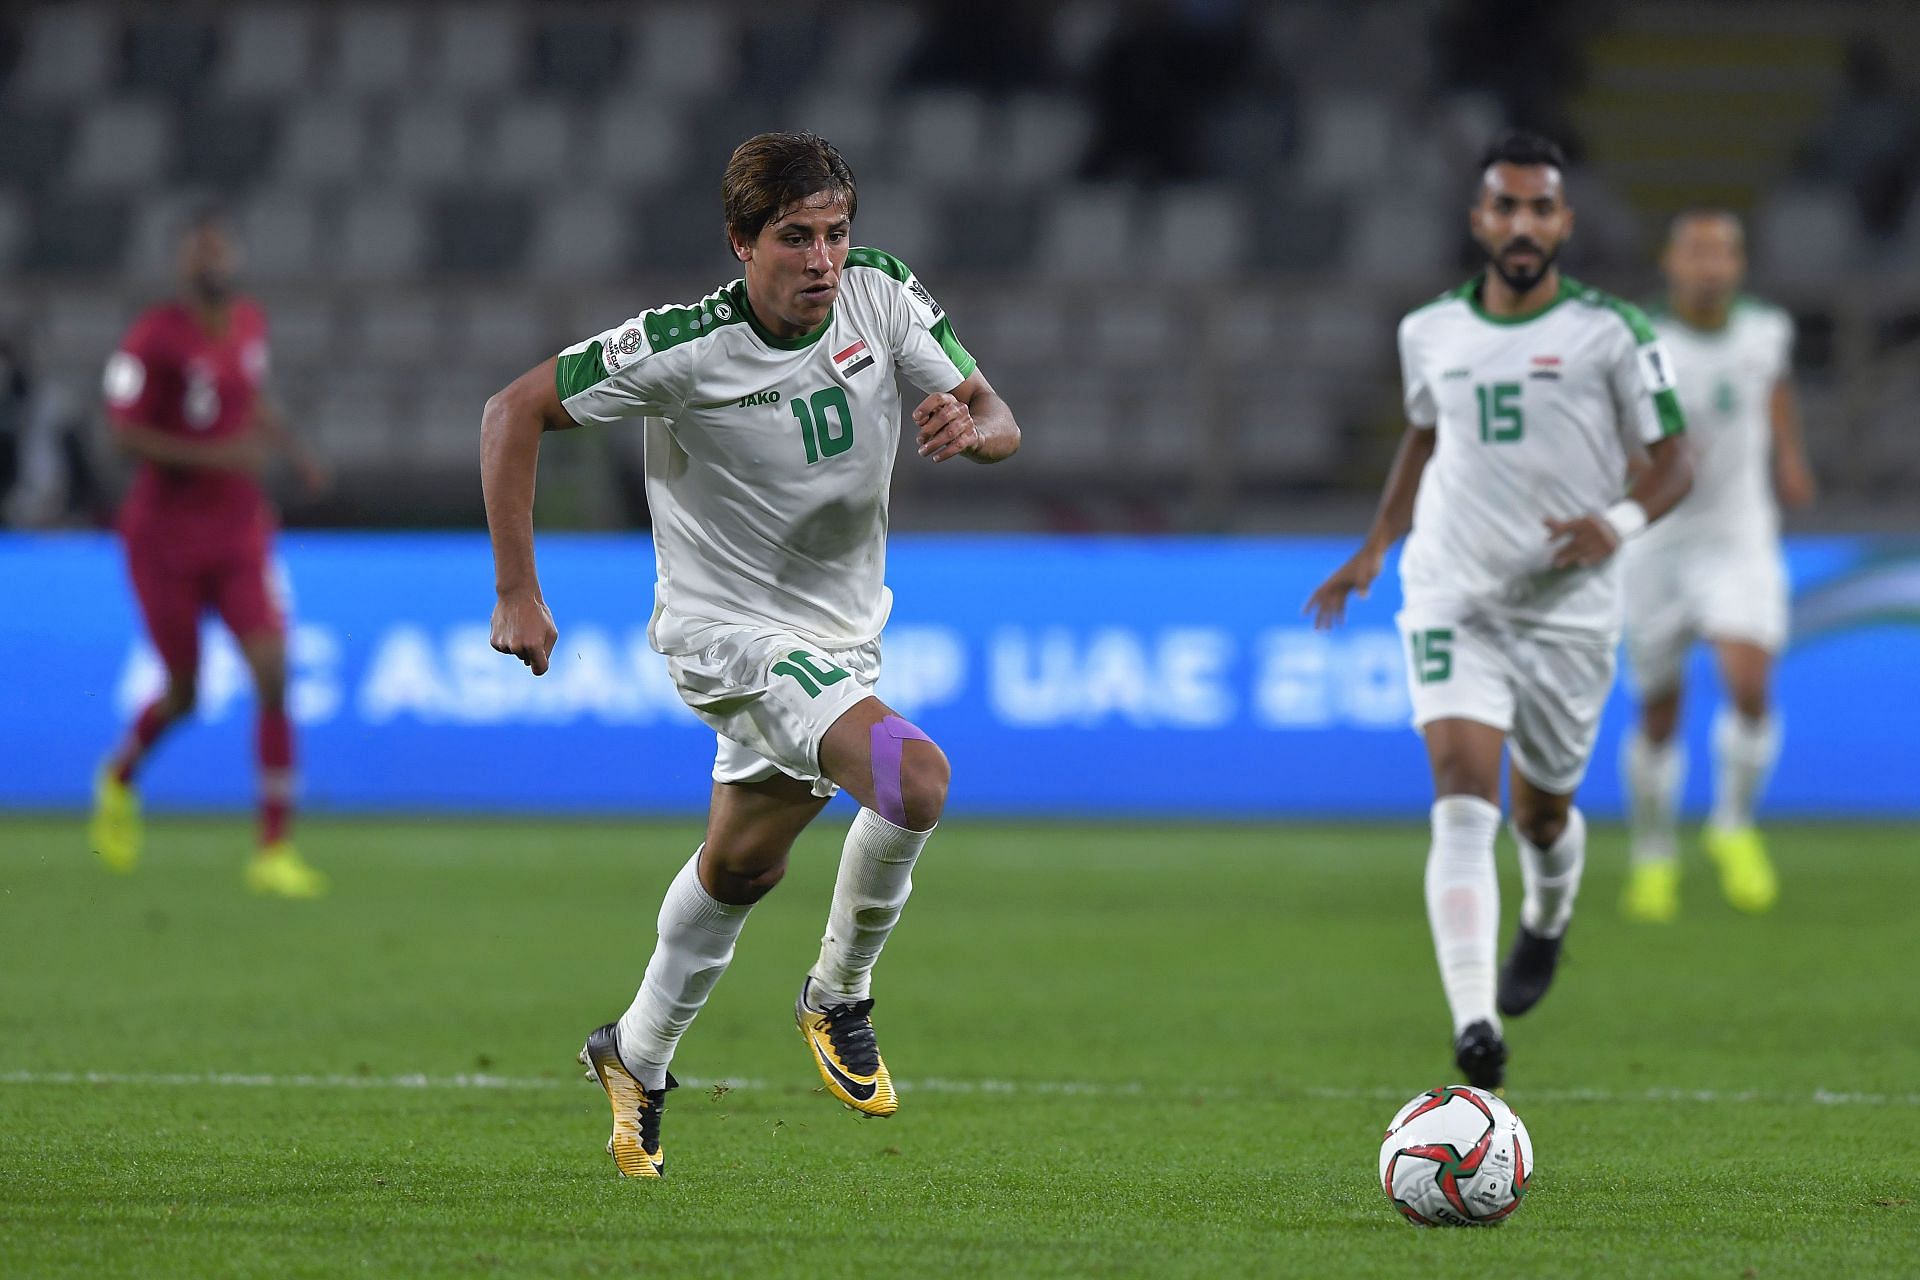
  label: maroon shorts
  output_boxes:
[124,534,286,674]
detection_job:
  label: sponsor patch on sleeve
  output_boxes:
[904,275,944,325]
[1637,340,1677,394]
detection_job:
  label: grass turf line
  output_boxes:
[3,817,1916,1278]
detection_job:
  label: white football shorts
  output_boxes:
[665,622,880,797]
[1397,603,1616,795]
[1621,535,1789,696]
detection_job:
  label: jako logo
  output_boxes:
[737,389,781,407]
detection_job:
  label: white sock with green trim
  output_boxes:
[1514,807,1586,938]
[1711,709,1779,831]
[616,848,751,1089]
[1623,731,1685,866]
[1426,795,1503,1036]
[809,809,932,1007]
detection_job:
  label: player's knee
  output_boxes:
[1513,804,1569,851]
[1430,756,1499,804]
[1728,683,1769,723]
[895,738,950,832]
[704,849,789,905]
[162,675,198,716]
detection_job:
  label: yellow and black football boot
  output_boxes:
[796,977,897,1117]
[579,1023,676,1178]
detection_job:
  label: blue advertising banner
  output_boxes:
[3,532,1914,817]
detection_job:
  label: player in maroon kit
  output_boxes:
[90,207,330,897]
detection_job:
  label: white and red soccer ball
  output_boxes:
[1378,1085,1533,1226]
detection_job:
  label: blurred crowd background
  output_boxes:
[2,0,1917,534]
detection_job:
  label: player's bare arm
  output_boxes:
[1304,425,1436,629]
[251,398,331,497]
[914,370,1019,463]
[1769,378,1816,508]
[481,355,577,676]
[114,420,265,473]
[1545,434,1693,569]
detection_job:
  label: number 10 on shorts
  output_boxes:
[1409,629,1453,684]
[771,650,850,698]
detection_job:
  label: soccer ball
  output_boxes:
[1378,1085,1532,1226]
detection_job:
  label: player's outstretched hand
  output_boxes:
[1304,544,1386,630]
[491,591,558,676]
[914,392,980,462]
[1544,515,1620,570]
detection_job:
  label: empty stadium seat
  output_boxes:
[528,194,633,283]
[276,100,368,186]
[482,100,576,186]
[423,5,523,95]
[1755,185,1860,279]
[387,101,473,185]
[12,5,114,100]
[66,99,173,188]
[217,6,318,97]
[327,6,419,96]
[239,193,326,281]
[337,195,425,279]
[1034,186,1136,280]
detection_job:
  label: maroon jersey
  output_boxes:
[104,298,272,555]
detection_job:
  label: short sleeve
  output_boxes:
[554,314,695,427]
[103,312,173,427]
[1397,315,1436,428]
[1606,303,1685,445]
[1768,308,1796,383]
[849,249,976,394]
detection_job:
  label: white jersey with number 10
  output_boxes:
[553,247,976,658]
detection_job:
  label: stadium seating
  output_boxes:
[1,0,1914,528]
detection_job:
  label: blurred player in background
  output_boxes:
[90,207,331,898]
[482,133,1020,1177]
[1305,133,1693,1090]
[1618,212,1815,923]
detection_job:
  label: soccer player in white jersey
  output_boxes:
[480,134,1020,1177]
[1304,133,1694,1090]
[1618,211,1815,923]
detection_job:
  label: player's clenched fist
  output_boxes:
[491,591,558,676]
[914,392,979,462]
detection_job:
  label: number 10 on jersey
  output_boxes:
[792,386,855,464]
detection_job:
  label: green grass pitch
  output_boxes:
[3,816,1915,1277]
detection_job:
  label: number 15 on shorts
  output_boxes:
[1409,629,1453,684]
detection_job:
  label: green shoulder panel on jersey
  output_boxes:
[554,284,746,402]
[1570,277,1661,345]
[1568,279,1686,437]
[845,245,911,282]
[846,245,977,380]
[1403,277,1480,322]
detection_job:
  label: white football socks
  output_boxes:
[1425,795,1503,1037]
[809,809,932,1007]
[1711,708,1779,831]
[1622,730,1686,866]
[1513,806,1586,938]
[616,848,752,1089]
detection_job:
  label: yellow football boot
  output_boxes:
[580,1024,674,1178]
[1621,859,1681,923]
[245,842,330,899]
[89,768,142,873]
[796,977,898,1117]
[1703,825,1778,914]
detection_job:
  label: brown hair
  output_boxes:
[721,132,857,250]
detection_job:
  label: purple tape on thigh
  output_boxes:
[870,714,933,827]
